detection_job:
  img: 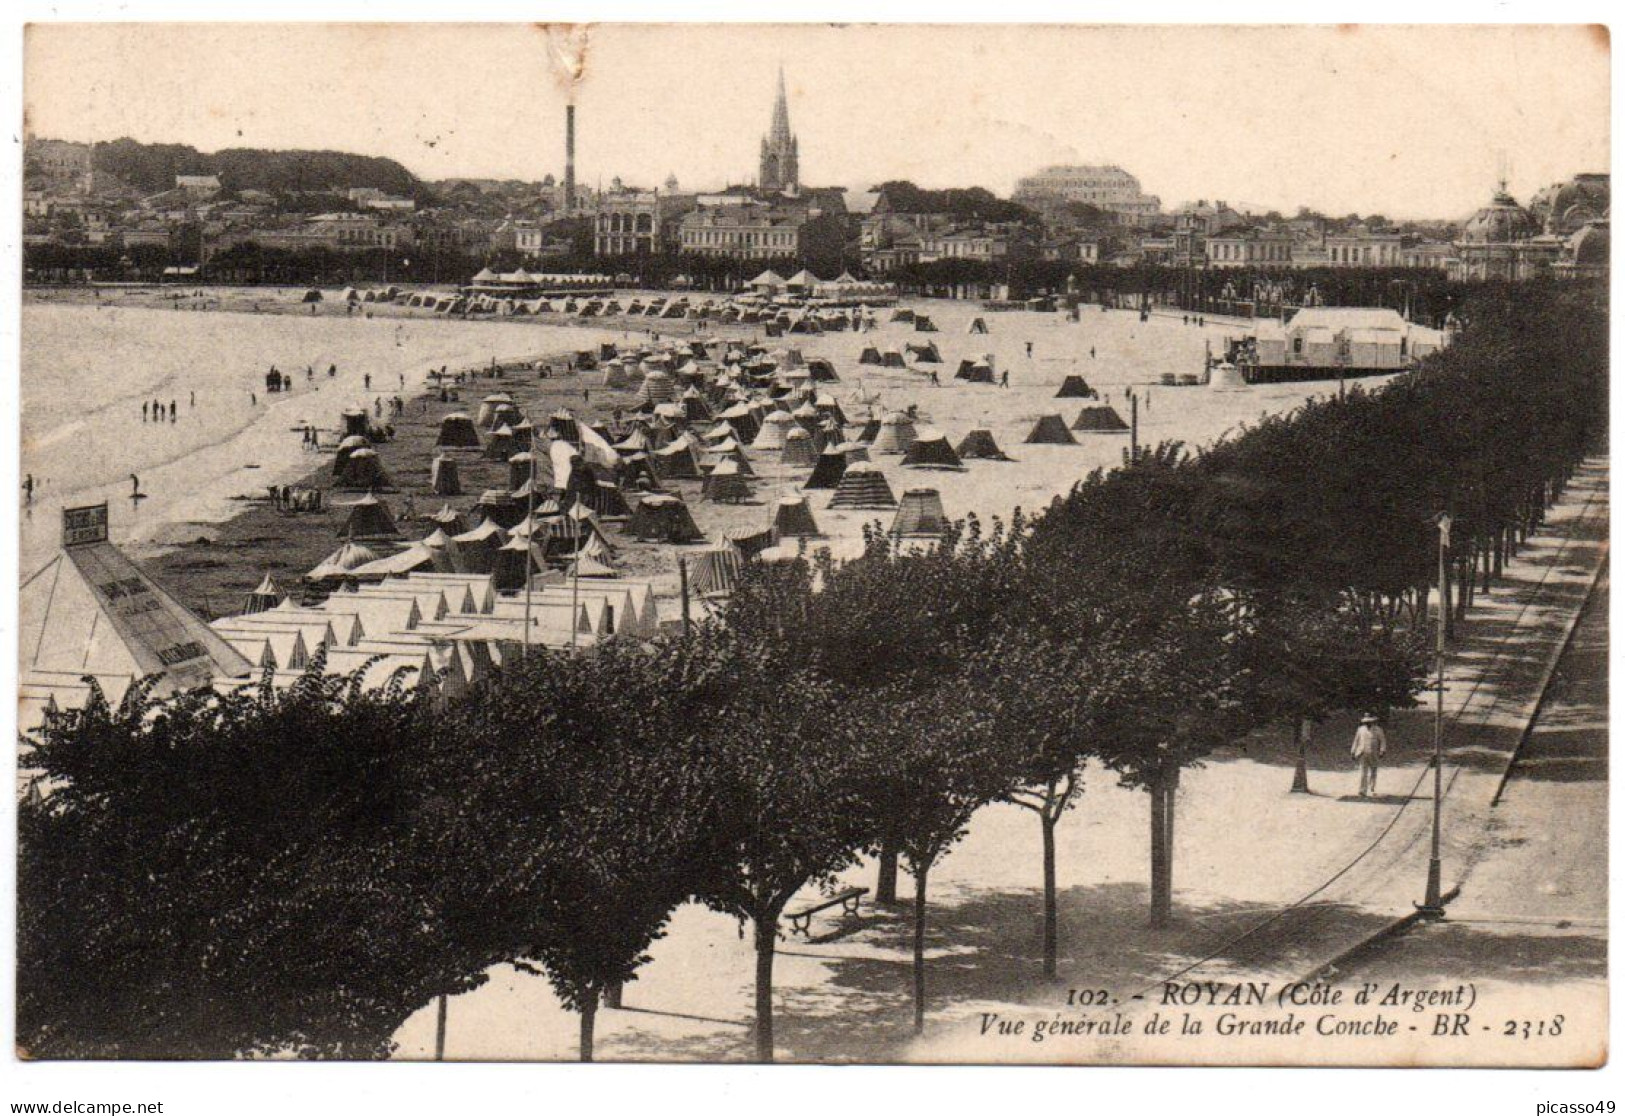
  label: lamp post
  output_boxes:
[1420,512,1451,917]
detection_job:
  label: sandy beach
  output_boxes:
[22,285,1365,617]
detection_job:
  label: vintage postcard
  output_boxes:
[13,19,1610,1078]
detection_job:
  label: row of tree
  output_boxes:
[18,282,1605,1064]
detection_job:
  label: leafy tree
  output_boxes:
[867,673,1019,1031]
[18,660,501,1058]
[690,593,876,1062]
[438,638,726,1061]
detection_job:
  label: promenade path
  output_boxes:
[394,457,1609,1064]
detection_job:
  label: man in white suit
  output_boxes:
[1351,713,1388,798]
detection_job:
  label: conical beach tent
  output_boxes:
[750,410,795,452]
[955,429,1012,461]
[688,545,744,597]
[780,427,818,467]
[484,424,517,461]
[772,496,823,540]
[491,537,544,594]
[966,316,989,334]
[436,412,481,449]
[900,428,965,470]
[869,412,918,455]
[892,488,950,537]
[1071,405,1130,432]
[476,393,515,428]
[336,448,393,490]
[1056,375,1098,399]
[701,459,751,503]
[338,493,401,540]
[803,447,848,490]
[428,504,469,536]
[1024,414,1078,444]
[430,455,463,496]
[652,434,703,480]
[451,519,508,575]
[828,463,898,509]
[243,574,284,615]
[307,541,380,584]
[626,493,704,543]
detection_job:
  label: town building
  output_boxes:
[1552,222,1609,281]
[1448,185,1563,282]
[593,189,696,255]
[25,137,94,183]
[1012,165,1161,226]
[758,67,800,194]
[678,199,809,259]
[1324,230,1406,268]
[1529,173,1610,237]
[175,174,223,198]
[917,223,1037,265]
[1204,228,1294,269]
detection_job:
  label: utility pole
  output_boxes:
[522,433,538,659]
[678,556,691,634]
[1420,512,1451,917]
[1130,393,1139,461]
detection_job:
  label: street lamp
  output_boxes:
[1419,511,1451,917]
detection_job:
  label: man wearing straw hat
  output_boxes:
[1351,714,1388,798]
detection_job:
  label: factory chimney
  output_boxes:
[564,103,576,212]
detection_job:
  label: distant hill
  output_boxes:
[89,137,432,201]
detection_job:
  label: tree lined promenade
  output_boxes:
[18,282,1606,1062]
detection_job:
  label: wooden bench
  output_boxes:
[784,886,868,938]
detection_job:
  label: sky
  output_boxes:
[23,22,1612,219]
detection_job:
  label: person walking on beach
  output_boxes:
[190,391,195,408]
[250,392,257,406]
[130,473,141,499]
[1351,714,1387,798]
[23,474,34,505]
[364,373,372,391]
[1025,341,1034,358]
[328,364,337,378]
[142,401,149,422]
[169,400,177,422]
[999,368,1009,389]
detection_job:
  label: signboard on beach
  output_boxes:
[61,503,109,547]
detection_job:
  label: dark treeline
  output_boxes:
[18,282,1605,1062]
[87,137,430,201]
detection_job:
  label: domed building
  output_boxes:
[1450,184,1565,281]
[1553,220,1610,280]
[1530,173,1610,236]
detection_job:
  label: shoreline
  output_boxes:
[21,289,724,587]
[31,287,1326,620]
[112,297,754,617]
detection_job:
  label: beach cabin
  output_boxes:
[1237,308,1447,384]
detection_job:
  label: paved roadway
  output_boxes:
[1338,568,1608,1064]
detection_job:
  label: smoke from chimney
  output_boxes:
[564,104,576,212]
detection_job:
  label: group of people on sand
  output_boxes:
[143,399,179,423]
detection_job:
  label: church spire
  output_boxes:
[759,64,799,193]
[770,65,792,142]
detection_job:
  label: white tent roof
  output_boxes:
[19,541,255,693]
